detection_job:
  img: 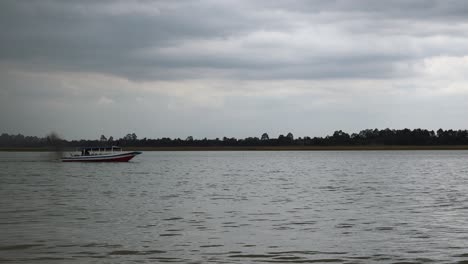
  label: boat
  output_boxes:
[61,146,142,162]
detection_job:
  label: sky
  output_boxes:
[1,0,468,140]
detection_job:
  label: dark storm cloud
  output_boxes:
[1,0,468,81]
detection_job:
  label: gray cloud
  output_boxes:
[0,1,258,78]
[2,0,468,81]
[258,0,468,20]
[2,0,468,138]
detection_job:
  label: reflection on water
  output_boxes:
[2,151,468,263]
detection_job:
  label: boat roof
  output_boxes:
[79,146,122,151]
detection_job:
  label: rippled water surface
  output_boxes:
[2,151,468,263]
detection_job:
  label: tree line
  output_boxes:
[2,128,468,148]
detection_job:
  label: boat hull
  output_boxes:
[61,151,142,162]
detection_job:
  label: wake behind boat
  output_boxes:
[61,146,142,162]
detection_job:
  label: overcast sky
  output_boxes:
[2,0,468,140]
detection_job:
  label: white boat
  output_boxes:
[61,146,142,162]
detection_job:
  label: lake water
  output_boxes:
[2,151,468,263]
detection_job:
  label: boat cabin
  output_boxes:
[79,146,123,156]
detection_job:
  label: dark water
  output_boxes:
[2,151,468,263]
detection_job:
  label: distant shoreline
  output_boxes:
[2,145,468,151]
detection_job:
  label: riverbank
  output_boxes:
[2,145,468,151]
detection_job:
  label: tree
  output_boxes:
[331,130,350,145]
[108,136,114,142]
[277,134,286,145]
[286,132,294,141]
[186,136,193,141]
[100,135,107,141]
[123,133,137,141]
[261,133,269,140]
[437,128,444,138]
